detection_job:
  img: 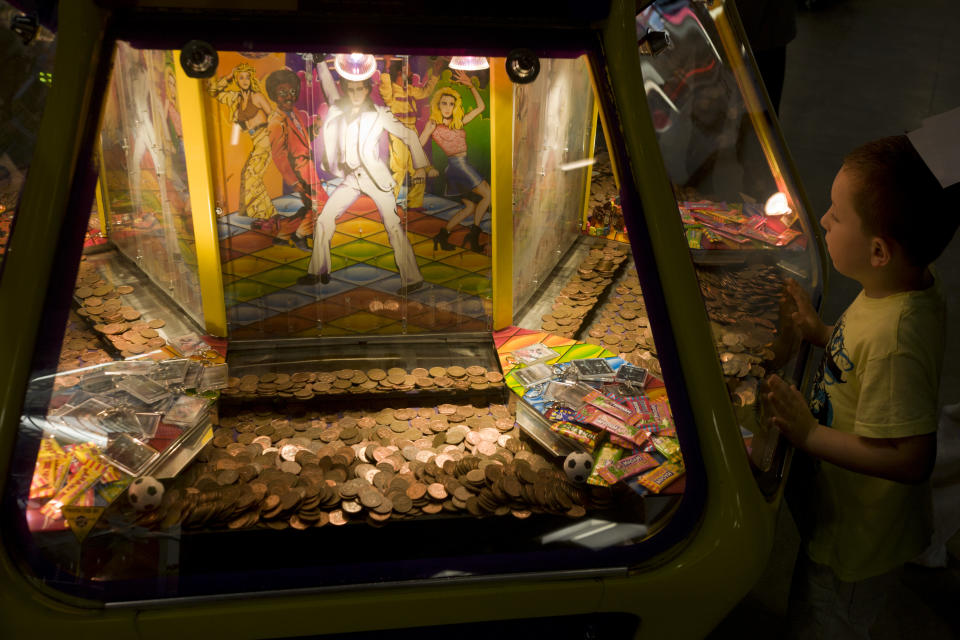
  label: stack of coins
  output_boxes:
[696,264,781,331]
[540,240,628,338]
[222,365,506,400]
[582,265,662,376]
[587,149,617,213]
[140,401,611,530]
[54,311,113,384]
[73,262,169,357]
[697,264,782,405]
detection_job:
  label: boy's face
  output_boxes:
[820,167,874,280]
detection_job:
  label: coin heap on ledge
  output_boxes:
[138,401,615,530]
[73,261,169,358]
[222,365,506,400]
[697,264,783,406]
[55,310,114,383]
[540,240,628,339]
[582,264,662,376]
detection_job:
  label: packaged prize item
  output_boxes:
[163,394,211,427]
[636,461,684,494]
[574,405,646,446]
[551,381,596,410]
[102,433,158,476]
[41,456,108,517]
[198,362,229,392]
[549,421,604,452]
[571,358,616,382]
[544,404,579,423]
[586,443,624,486]
[510,343,557,365]
[117,375,171,404]
[153,358,191,385]
[511,363,555,389]
[581,389,639,426]
[615,363,648,388]
[650,434,682,464]
[183,360,204,389]
[29,437,66,499]
[134,412,162,439]
[597,451,659,484]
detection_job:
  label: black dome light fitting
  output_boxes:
[180,40,219,79]
[505,48,540,85]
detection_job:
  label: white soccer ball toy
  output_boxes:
[564,452,594,484]
[128,476,164,512]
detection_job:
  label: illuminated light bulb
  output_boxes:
[764,191,791,216]
[334,53,377,81]
[449,56,490,71]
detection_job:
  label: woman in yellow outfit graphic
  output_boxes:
[207,63,278,227]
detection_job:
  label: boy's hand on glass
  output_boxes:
[765,374,818,448]
[785,279,829,347]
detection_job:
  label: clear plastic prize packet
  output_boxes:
[102,433,158,476]
[511,343,556,365]
[135,412,163,439]
[198,362,229,392]
[96,406,148,436]
[543,380,574,403]
[552,381,595,410]
[183,360,204,390]
[154,358,191,386]
[117,375,171,404]
[511,363,555,388]
[571,358,616,382]
[163,394,211,427]
[615,363,648,387]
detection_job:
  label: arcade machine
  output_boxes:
[0,1,825,637]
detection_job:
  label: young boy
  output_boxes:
[766,135,958,638]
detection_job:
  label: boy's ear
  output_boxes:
[870,236,892,268]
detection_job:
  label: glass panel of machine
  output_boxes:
[99,43,205,326]
[636,0,823,472]
[9,48,689,603]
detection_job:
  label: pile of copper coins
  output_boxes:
[698,264,783,406]
[539,240,628,339]
[587,149,616,214]
[73,261,168,357]
[584,266,662,376]
[140,402,614,530]
[222,365,505,400]
[54,311,114,384]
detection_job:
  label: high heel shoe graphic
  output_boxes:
[433,227,455,251]
[462,224,485,253]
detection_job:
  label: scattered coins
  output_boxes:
[72,261,170,358]
[140,400,616,531]
[222,365,506,400]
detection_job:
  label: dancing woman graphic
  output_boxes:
[207,63,278,225]
[418,69,491,253]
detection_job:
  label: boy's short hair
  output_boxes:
[843,135,959,267]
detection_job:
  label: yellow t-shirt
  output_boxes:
[806,279,945,581]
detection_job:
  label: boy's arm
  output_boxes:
[766,374,936,484]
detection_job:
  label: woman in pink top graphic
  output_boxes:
[419,69,491,253]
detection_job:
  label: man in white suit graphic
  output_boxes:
[298,62,435,294]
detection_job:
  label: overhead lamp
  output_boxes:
[449,56,489,71]
[764,191,792,216]
[334,52,377,81]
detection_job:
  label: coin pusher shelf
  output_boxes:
[70,250,204,357]
[513,235,630,336]
[223,333,509,407]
